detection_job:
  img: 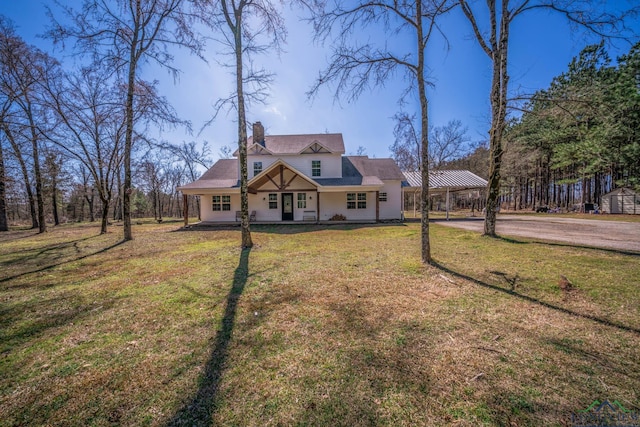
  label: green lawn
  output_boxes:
[1,220,639,426]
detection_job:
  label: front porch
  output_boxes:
[181,217,385,231]
[179,159,387,226]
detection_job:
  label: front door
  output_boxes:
[282,193,294,221]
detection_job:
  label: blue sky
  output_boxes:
[2,1,638,165]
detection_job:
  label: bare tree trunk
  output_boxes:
[27,105,46,233]
[0,139,8,231]
[52,179,60,226]
[223,0,253,249]
[122,43,136,241]
[483,0,508,237]
[2,124,38,228]
[85,190,95,222]
[100,197,109,234]
[417,0,430,264]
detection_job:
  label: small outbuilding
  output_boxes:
[601,187,640,214]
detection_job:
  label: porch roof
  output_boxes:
[177,159,240,194]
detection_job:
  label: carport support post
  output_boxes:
[446,187,450,220]
[183,194,188,226]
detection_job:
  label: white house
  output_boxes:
[178,122,405,223]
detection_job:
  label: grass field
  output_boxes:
[1,219,639,426]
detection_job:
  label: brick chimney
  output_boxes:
[253,121,265,146]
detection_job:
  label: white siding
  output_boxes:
[200,194,240,222]
[248,193,281,221]
[293,192,316,221]
[604,193,640,214]
[247,153,343,179]
[247,192,318,221]
[319,192,376,221]
[378,180,403,220]
[247,157,278,179]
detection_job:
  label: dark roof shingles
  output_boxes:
[177,159,239,190]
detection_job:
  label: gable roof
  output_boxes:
[403,170,488,189]
[177,159,239,192]
[603,187,638,197]
[246,133,345,155]
[248,159,318,193]
[178,154,404,193]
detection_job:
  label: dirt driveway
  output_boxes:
[434,215,640,252]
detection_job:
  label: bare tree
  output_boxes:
[42,149,67,226]
[308,1,456,264]
[41,67,125,234]
[170,140,212,219]
[0,76,12,231]
[0,18,58,233]
[430,119,470,168]
[170,140,212,182]
[458,0,639,237]
[0,122,38,229]
[198,0,286,249]
[48,0,203,240]
[389,112,421,172]
[79,165,96,222]
[219,144,234,159]
[0,127,7,231]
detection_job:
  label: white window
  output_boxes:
[379,192,387,202]
[253,161,262,176]
[213,195,231,211]
[357,192,367,209]
[268,193,278,209]
[347,192,367,209]
[297,193,306,209]
[312,160,321,177]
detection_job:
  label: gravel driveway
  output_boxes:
[434,215,640,252]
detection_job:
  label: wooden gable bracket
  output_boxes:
[283,173,299,190]
[254,164,303,191]
[279,165,285,189]
[266,173,279,189]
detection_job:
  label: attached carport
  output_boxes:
[402,170,488,219]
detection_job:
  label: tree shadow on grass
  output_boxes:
[0,240,124,286]
[166,247,251,426]
[177,222,406,235]
[432,261,640,336]
[493,235,640,257]
[0,234,100,269]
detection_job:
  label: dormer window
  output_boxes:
[312,160,321,177]
[253,161,263,176]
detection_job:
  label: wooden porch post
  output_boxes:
[316,191,320,223]
[183,194,188,226]
[375,191,379,222]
